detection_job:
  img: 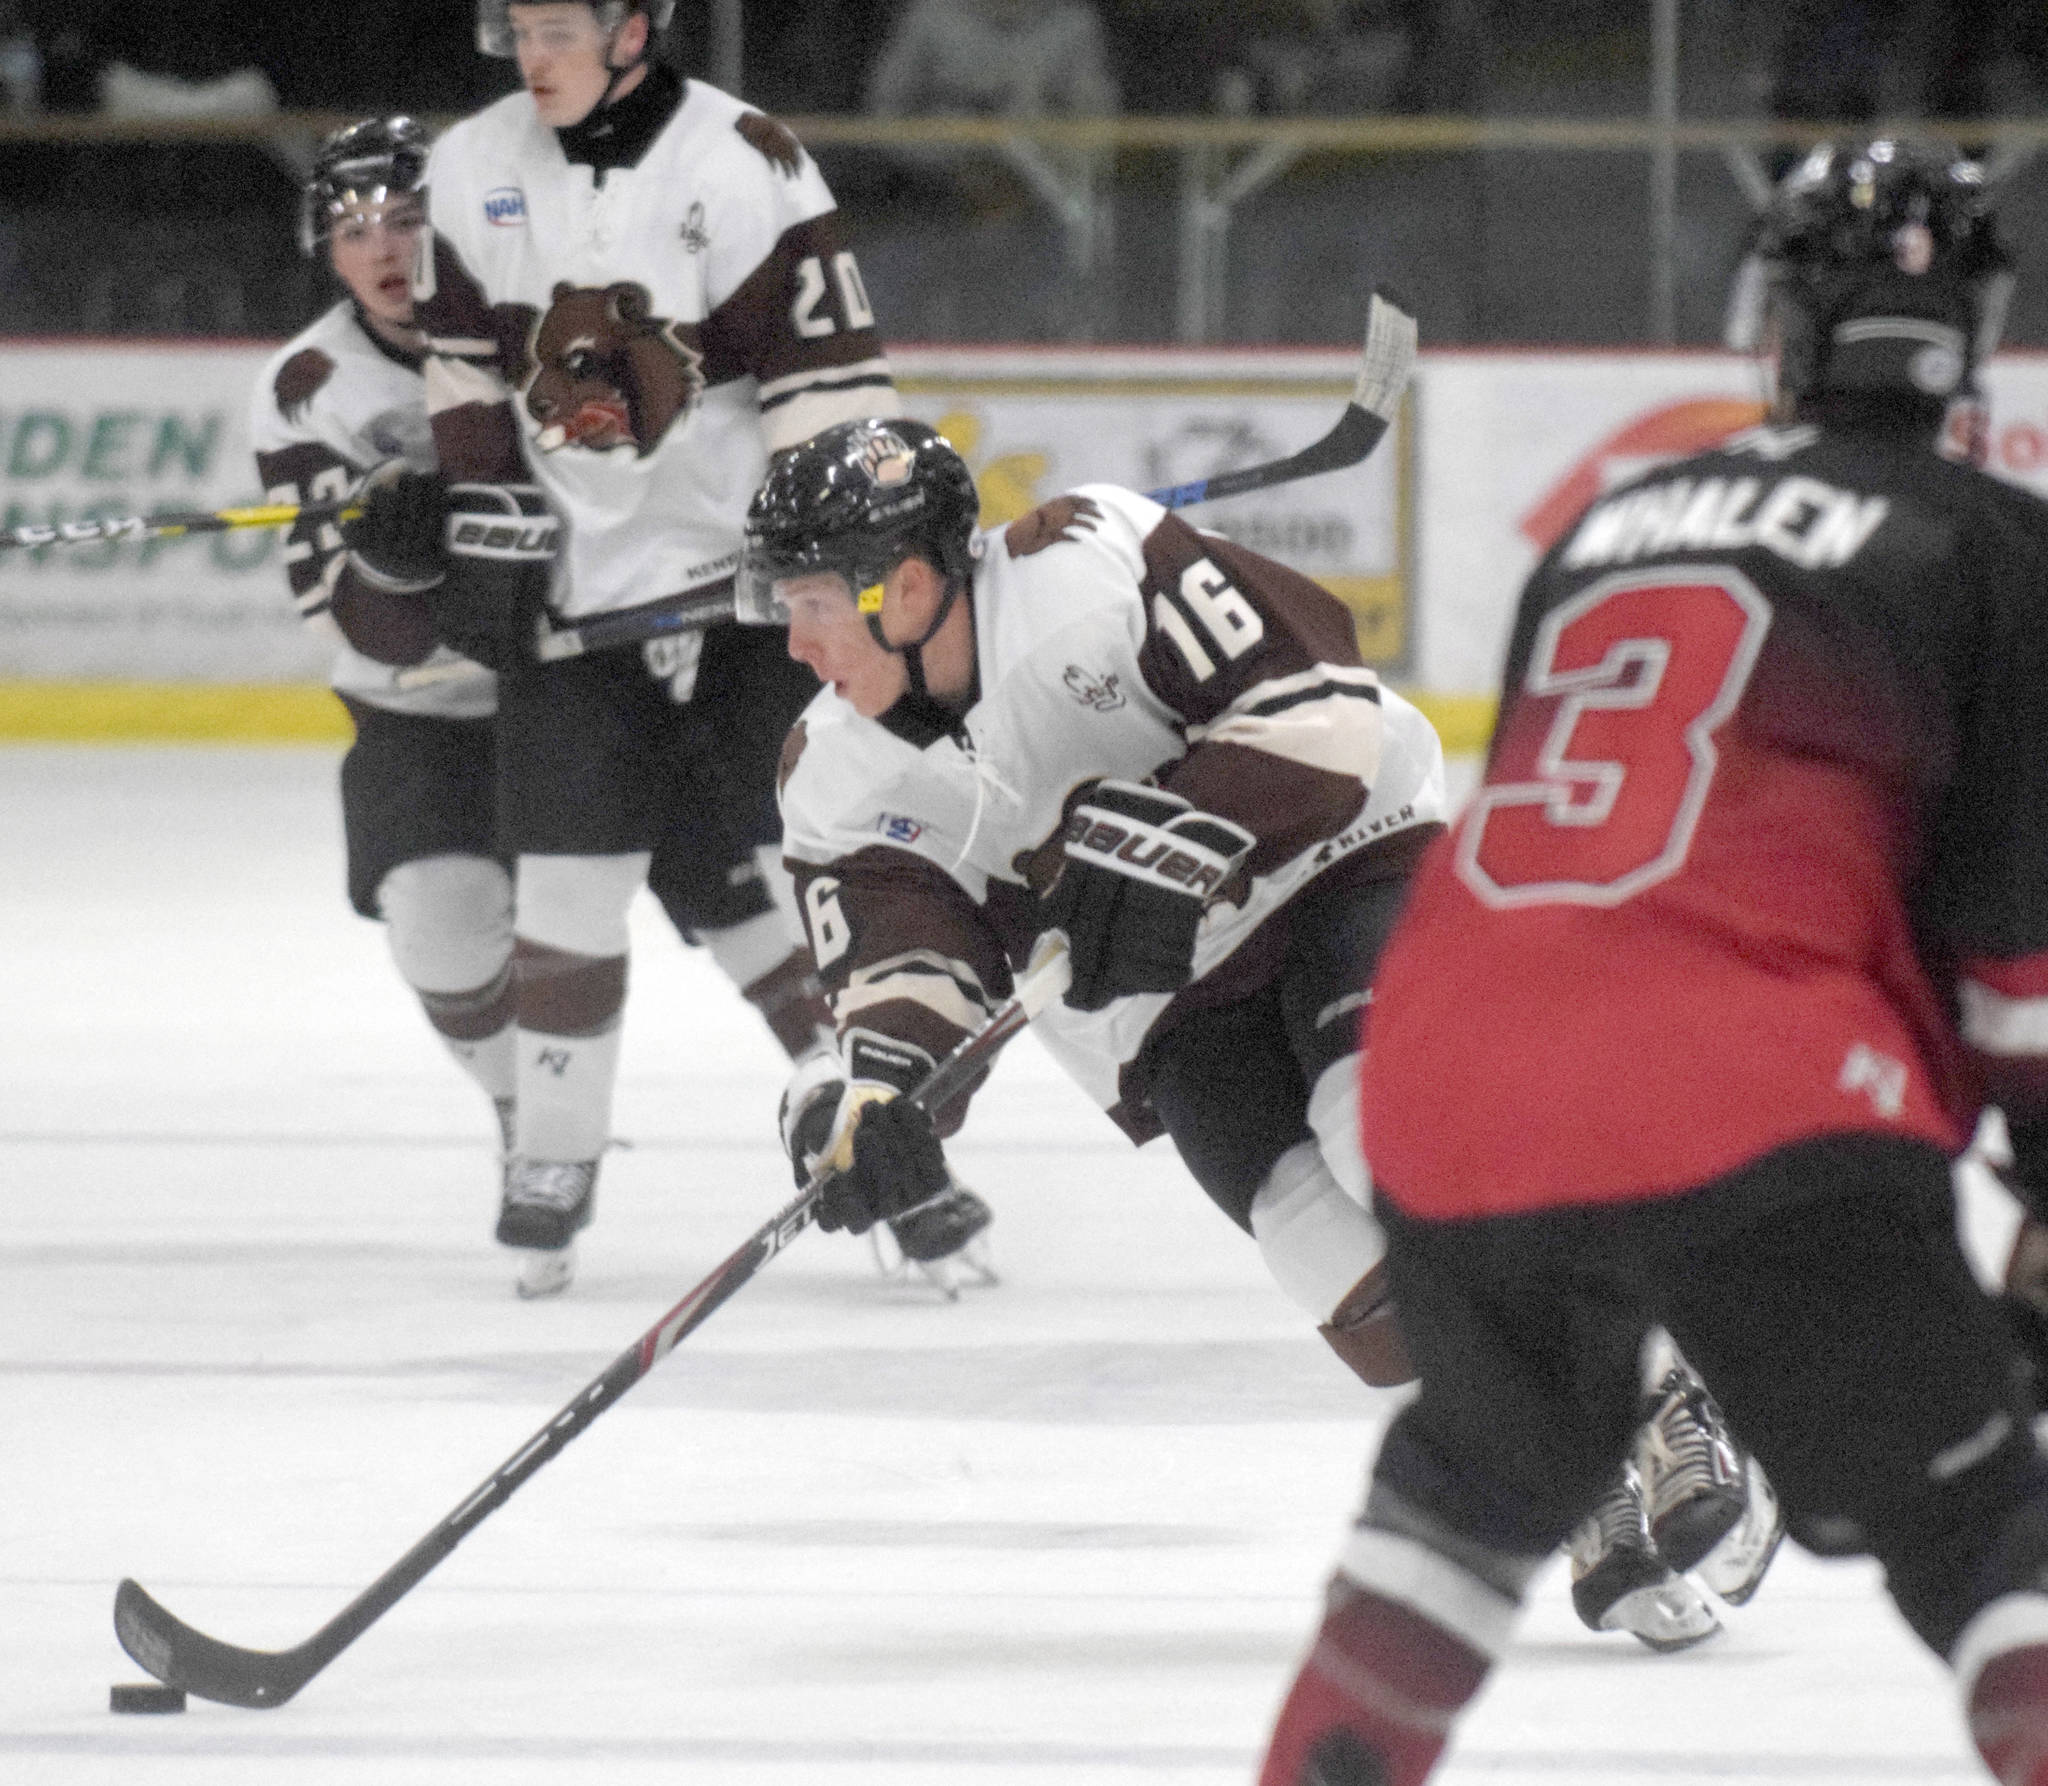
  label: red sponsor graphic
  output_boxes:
[1519,398,1768,554]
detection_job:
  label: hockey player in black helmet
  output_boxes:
[746,411,1454,1350]
[1257,137,2048,1786]
[251,119,527,1286]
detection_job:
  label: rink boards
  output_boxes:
[5,340,2048,747]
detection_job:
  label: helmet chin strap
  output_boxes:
[866,572,967,701]
[592,7,649,110]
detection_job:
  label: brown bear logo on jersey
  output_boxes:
[520,281,705,458]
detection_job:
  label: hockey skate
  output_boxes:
[1567,1465,1722,1652]
[1636,1367,1750,1574]
[870,1176,997,1300]
[497,1158,598,1299]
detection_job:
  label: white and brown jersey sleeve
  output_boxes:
[694,111,897,451]
[1130,508,1385,875]
[249,304,492,714]
[777,707,1019,1134]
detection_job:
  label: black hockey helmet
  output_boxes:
[476,0,674,57]
[739,419,980,632]
[299,115,431,258]
[1748,137,2012,411]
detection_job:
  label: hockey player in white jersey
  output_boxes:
[251,117,521,1175]
[750,417,1439,1379]
[340,0,922,1295]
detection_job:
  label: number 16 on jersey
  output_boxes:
[1456,567,1773,910]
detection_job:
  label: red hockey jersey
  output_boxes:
[1364,421,2048,1218]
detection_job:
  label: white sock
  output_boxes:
[515,1022,625,1164]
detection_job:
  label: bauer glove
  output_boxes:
[1040,779,1255,1014]
[781,1031,949,1235]
[423,482,561,672]
[341,461,446,594]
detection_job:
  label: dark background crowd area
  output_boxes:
[0,0,2045,345]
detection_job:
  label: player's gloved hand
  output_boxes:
[1040,779,1255,1013]
[341,461,447,594]
[423,482,561,672]
[783,1031,950,1234]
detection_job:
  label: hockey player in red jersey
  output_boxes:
[1259,138,2048,1786]
[338,1,907,1296]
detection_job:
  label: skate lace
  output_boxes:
[1590,1470,1650,1555]
[505,1160,595,1213]
[1641,1373,1736,1503]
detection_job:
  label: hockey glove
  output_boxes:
[788,1031,950,1235]
[341,461,447,594]
[423,482,561,672]
[1040,779,1255,1013]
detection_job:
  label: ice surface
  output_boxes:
[0,745,2015,1784]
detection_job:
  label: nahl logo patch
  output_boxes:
[484,187,527,226]
[876,812,924,844]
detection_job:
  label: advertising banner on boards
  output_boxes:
[5,339,2047,705]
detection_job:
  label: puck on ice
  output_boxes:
[110,1682,186,1714]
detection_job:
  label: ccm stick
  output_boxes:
[114,938,1073,1710]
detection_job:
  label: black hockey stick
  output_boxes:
[113,939,1073,1710]
[513,286,1419,669]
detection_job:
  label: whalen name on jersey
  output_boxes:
[1564,463,1891,574]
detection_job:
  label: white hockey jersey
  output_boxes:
[778,484,1448,1136]
[249,301,495,719]
[416,75,899,622]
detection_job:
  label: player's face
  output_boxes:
[510,3,640,127]
[778,571,909,717]
[327,196,425,329]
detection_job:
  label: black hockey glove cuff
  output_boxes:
[341,462,447,594]
[1040,779,1255,1014]
[421,483,561,672]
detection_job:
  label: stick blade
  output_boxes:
[1353,285,1419,422]
[114,1578,315,1710]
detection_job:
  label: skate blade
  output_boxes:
[911,1237,1000,1301]
[867,1228,999,1301]
[1601,1577,1723,1652]
[514,1245,576,1300]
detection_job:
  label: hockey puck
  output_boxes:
[110,1682,186,1714]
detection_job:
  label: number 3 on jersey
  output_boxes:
[1457,568,1771,908]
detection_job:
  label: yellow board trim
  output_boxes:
[1400,692,1497,757]
[0,680,1500,754]
[0,681,351,742]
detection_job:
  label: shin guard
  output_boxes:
[1259,1583,1492,1786]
